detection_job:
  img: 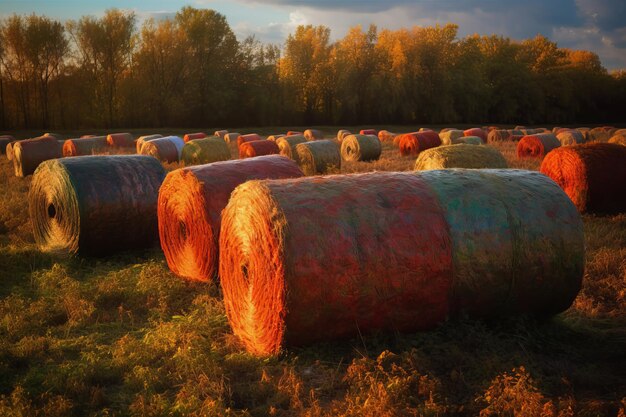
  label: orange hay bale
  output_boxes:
[304,129,324,140]
[463,128,487,143]
[158,155,304,281]
[398,131,441,156]
[393,132,418,147]
[359,129,377,135]
[239,140,280,159]
[63,136,108,157]
[516,133,561,159]
[107,132,134,147]
[541,143,626,213]
[214,130,228,138]
[377,130,396,142]
[139,136,185,163]
[13,136,62,177]
[184,132,208,143]
[237,134,263,148]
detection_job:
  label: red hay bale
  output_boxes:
[540,143,626,213]
[184,132,208,143]
[377,130,396,142]
[237,134,263,148]
[219,170,584,355]
[463,128,487,143]
[63,136,108,156]
[516,133,561,159]
[359,129,377,135]
[214,130,229,138]
[107,133,134,147]
[304,129,324,140]
[239,140,280,159]
[398,131,441,156]
[13,136,62,177]
[158,155,304,282]
[139,136,185,163]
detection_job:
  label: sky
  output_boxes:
[1,0,625,69]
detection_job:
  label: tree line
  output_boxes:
[1,7,625,130]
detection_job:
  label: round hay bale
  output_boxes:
[415,144,507,170]
[63,136,108,157]
[556,130,584,146]
[43,133,61,140]
[267,134,285,142]
[359,129,377,135]
[158,155,303,282]
[136,134,163,153]
[0,135,16,155]
[341,134,382,162]
[459,136,483,145]
[181,137,231,167]
[6,141,19,161]
[304,129,323,141]
[588,127,612,142]
[540,143,626,213]
[608,134,626,146]
[13,136,62,177]
[29,155,165,255]
[237,133,263,148]
[487,129,511,143]
[463,128,487,143]
[287,131,303,136]
[239,140,280,159]
[214,130,228,138]
[184,132,208,143]
[393,132,417,147]
[277,135,307,162]
[377,130,395,142]
[224,132,240,144]
[295,140,340,175]
[107,132,134,147]
[439,129,465,145]
[219,169,584,355]
[337,130,351,142]
[399,131,441,156]
[516,133,561,159]
[140,136,184,163]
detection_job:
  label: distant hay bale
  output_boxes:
[0,135,16,155]
[414,144,508,170]
[459,136,483,145]
[107,132,134,147]
[608,134,626,146]
[399,131,441,156]
[439,128,458,133]
[304,129,324,141]
[487,129,512,143]
[287,131,303,136]
[139,136,185,163]
[184,132,208,143]
[588,127,612,142]
[439,129,465,145]
[136,134,163,153]
[341,134,382,162]
[337,129,351,142]
[239,140,280,159]
[219,170,584,356]
[80,134,96,138]
[214,130,228,138]
[181,137,231,166]
[377,130,395,142]
[515,125,526,130]
[224,132,240,144]
[267,134,284,142]
[552,127,562,134]
[30,155,166,255]
[360,129,377,135]
[557,130,584,146]
[516,133,561,159]
[541,143,626,213]
[158,155,304,282]
[43,133,61,140]
[463,128,487,143]
[13,136,62,177]
[63,136,108,157]
[237,133,263,148]
[277,135,307,162]
[613,128,626,136]
[419,128,433,132]
[295,140,341,175]
[393,132,417,147]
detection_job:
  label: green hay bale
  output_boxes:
[181,137,231,167]
[295,140,341,175]
[340,134,382,162]
[414,144,508,171]
[439,129,465,145]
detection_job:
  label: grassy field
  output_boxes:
[0,128,625,416]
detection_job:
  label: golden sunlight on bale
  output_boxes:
[340,134,382,162]
[556,130,584,146]
[219,170,584,356]
[414,144,508,170]
[139,136,185,163]
[13,136,62,177]
[268,134,285,142]
[63,136,108,157]
[377,130,396,142]
[158,155,304,282]
[181,137,231,166]
[276,135,307,162]
[337,129,352,142]
[239,140,280,159]
[136,134,163,153]
[224,132,240,144]
[304,129,324,141]
[608,134,626,146]
[29,155,166,255]
[106,132,134,147]
[295,139,341,175]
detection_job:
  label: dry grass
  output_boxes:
[0,127,624,416]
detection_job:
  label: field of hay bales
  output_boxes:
[1,126,625,416]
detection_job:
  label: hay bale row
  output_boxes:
[181,137,230,166]
[158,155,304,282]
[139,136,185,163]
[219,170,584,355]
[540,143,626,213]
[415,144,507,170]
[340,134,381,162]
[295,140,340,175]
[516,133,561,159]
[399,131,441,156]
[29,155,166,255]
